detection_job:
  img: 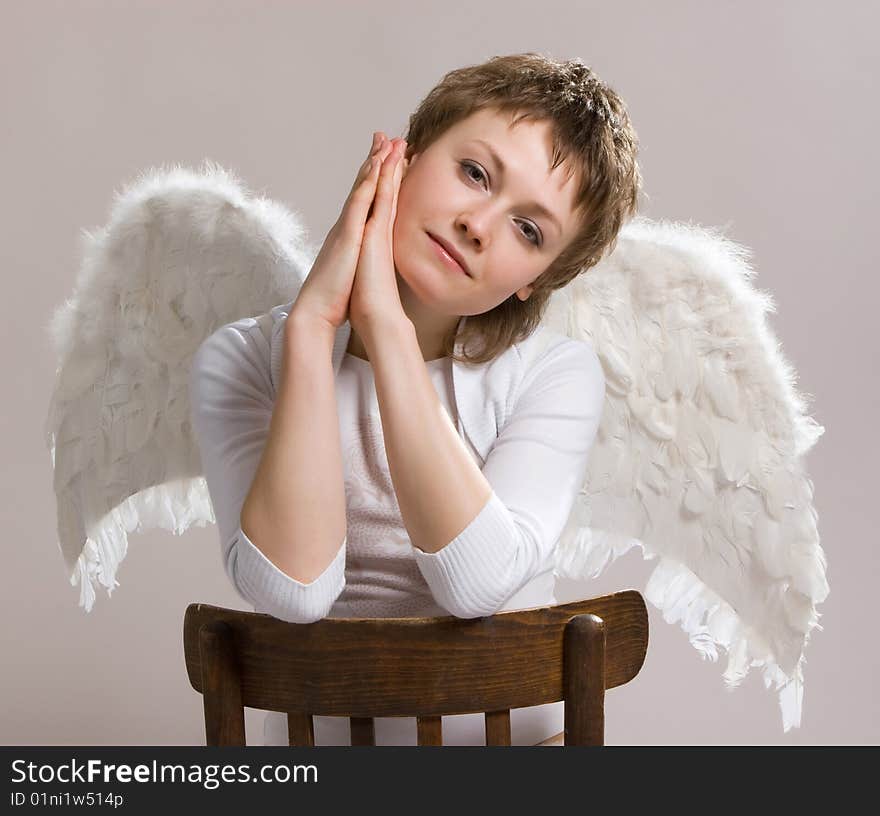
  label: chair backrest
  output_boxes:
[183,591,648,746]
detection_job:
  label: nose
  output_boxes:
[455,211,490,250]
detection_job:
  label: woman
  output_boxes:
[189,52,641,745]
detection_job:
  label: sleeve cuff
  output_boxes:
[411,491,520,618]
[231,527,346,623]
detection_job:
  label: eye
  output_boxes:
[459,160,543,247]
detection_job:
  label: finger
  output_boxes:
[346,131,387,192]
[389,147,407,229]
[357,138,395,225]
[371,140,404,227]
[360,138,397,220]
[341,155,379,222]
[347,137,389,204]
[348,150,379,197]
[341,136,395,232]
[354,137,394,198]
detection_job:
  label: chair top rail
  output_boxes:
[184,591,648,717]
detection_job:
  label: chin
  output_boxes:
[395,258,454,313]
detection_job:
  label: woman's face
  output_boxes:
[392,107,583,318]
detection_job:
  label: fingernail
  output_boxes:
[370,132,380,154]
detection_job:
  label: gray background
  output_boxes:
[3,0,874,745]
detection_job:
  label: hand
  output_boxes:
[348,136,409,340]
[289,132,397,333]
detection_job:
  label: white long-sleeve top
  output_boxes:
[188,300,605,745]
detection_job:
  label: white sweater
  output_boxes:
[189,300,605,745]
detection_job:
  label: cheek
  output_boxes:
[400,174,432,219]
[392,184,415,235]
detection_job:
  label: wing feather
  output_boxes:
[44,160,317,611]
[543,215,828,732]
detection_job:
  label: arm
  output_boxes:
[364,316,494,554]
[189,312,347,624]
[240,312,348,584]
[363,316,605,618]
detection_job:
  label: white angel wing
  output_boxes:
[44,160,318,613]
[543,215,828,733]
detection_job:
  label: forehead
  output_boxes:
[445,109,567,172]
[451,107,545,139]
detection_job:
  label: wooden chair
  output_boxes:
[183,590,648,746]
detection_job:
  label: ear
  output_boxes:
[401,151,417,181]
[515,284,534,301]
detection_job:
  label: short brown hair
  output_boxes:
[402,52,643,365]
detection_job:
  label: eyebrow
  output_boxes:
[469,138,563,236]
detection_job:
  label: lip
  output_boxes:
[427,232,471,277]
